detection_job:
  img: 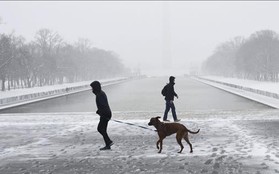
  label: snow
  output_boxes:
[0,112,279,173]
[1,76,279,173]
[194,76,279,109]
[2,75,279,110]
[0,77,128,110]
[199,76,279,94]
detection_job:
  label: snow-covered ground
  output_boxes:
[0,111,279,174]
[1,76,279,173]
[195,76,279,109]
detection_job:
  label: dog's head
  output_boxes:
[148,116,161,126]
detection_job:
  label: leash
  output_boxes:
[94,113,155,132]
[112,119,156,132]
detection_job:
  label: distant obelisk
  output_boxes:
[162,1,172,70]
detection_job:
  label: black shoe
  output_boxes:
[174,119,181,122]
[100,146,111,150]
[108,141,114,147]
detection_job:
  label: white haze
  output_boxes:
[1,1,279,76]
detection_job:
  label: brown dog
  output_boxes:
[148,116,200,153]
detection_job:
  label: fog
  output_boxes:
[1,1,279,76]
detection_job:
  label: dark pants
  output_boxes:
[97,117,112,146]
[163,100,177,121]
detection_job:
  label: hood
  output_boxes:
[90,81,102,95]
[169,76,175,84]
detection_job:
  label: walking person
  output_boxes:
[90,81,114,150]
[161,76,180,122]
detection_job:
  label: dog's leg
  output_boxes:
[156,140,160,150]
[158,139,163,153]
[184,133,193,153]
[176,131,184,153]
[157,135,166,153]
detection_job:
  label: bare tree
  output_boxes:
[202,30,279,82]
[0,34,13,91]
[236,30,279,81]
[0,28,130,90]
[202,37,244,77]
[34,28,63,86]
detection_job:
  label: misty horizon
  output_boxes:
[1,1,279,76]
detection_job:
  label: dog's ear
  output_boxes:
[155,116,161,119]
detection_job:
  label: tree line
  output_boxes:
[202,30,279,82]
[0,29,130,91]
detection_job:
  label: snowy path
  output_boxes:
[0,111,279,174]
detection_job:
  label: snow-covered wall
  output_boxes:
[197,77,279,99]
[0,77,129,110]
[194,76,279,109]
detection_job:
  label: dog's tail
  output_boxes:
[187,128,200,134]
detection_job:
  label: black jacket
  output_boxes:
[164,83,178,101]
[96,90,112,119]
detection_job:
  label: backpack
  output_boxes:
[161,85,168,96]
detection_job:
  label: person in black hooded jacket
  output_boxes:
[90,81,113,150]
[162,76,180,122]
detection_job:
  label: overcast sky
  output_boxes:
[1,1,279,76]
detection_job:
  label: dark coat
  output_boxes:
[95,90,112,119]
[91,81,112,120]
[164,82,178,101]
